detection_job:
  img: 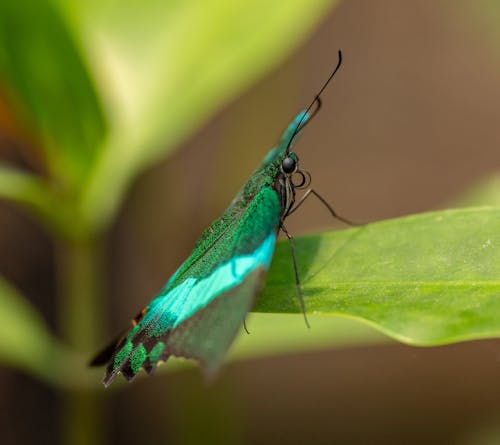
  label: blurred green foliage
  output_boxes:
[0,278,66,383]
[0,1,106,188]
[0,0,336,239]
[455,174,500,208]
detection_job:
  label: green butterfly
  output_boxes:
[92,51,350,386]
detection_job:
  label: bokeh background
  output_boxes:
[2,1,500,444]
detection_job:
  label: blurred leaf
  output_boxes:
[157,314,388,376]
[453,174,500,208]
[0,276,66,383]
[0,1,106,188]
[0,164,80,236]
[230,313,388,359]
[459,416,500,445]
[460,1,500,47]
[57,0,338,231]
[257,207,500,346]
[0,0,339,235]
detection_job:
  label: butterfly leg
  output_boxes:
[280,222,310,328]
[243,318,251,335]
[287,188,360,226]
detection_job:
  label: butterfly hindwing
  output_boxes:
[148,267,266,377]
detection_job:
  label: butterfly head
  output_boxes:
[275,149,312,219]
[280,151,311,189]
[281,152,298,175]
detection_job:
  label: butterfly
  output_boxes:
[91,50,350,386]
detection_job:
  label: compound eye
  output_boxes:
[281,156,296,174]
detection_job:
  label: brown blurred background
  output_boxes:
[3,1,500,444]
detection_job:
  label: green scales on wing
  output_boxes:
[97,111,311,386]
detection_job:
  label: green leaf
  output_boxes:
[0,277,66,383]
[0,1,106,187]
[257,207,500,346]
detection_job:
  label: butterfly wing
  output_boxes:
[103,186,281,386]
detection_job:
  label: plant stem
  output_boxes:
[56,235,106,445]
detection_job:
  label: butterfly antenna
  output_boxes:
[286,49,343,153]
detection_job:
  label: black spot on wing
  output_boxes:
[121,362,135,382]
